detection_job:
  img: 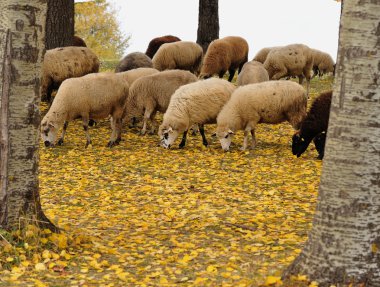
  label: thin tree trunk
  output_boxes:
[196,0,219,52]
[284,0,380,286]
[45,0,74,49]
[0,1,57,231]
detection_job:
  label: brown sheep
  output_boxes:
[199,36,249,82]
[237,60,269,86]
[145,35,181,59]
[40,46,99,102]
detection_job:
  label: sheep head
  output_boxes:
[158,125,179,149]
[291,132,313,158]
[216,126,234,151]
[40,118,58,147]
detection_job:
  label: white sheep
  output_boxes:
[237,60,269,86]
[152,41,203,74]
[125,70,198,135]
[158,78,236,149]
[41,72,129,148]
[41,46,100,102]
[311,49,335,77]
[263,44,313,96]
[216,81,307,151]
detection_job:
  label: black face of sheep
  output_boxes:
[291,134,313,158]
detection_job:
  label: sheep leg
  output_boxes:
[82,118,92,148]
[199,124,208,147]
[57,121,68,145]
[228,68,236,82]
[250,129,256,149]
[179,130,188,149]
[218,71,226,79]
[108,116,122,147]
[241,128,251,151]
[298,75,305,85]
[271,70,287,81]
[149,111,158,135]
[306,78,310,98]
[141,107,154,135]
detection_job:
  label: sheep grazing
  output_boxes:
[41,73,129,148]
[158,78,236,149]
[72,35,87,47]
[125,70,198,135]
[115,52,153,73]
[237,60,269,86]
[252,47,276,64]
[311,49,335,77]
[263,43,313,96]
[292,90,332,159]
[199,36,249,82]
[216,81,307,151]
[117,67,159,87]
[152,41,203,75]
[145,35,181,59]
[41,46,99,102]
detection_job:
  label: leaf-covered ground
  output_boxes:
[0,77,333,287]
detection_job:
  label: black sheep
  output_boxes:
[292,90,332,159]
[145,35,181,59]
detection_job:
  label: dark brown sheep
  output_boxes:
[115,52,153,73]
[145,35,181,59]
[72,35,87,47]
[292,90,332,159]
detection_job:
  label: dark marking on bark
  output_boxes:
[16,20,24,32]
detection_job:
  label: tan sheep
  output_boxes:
[263,44,314,96]
[41,46,99,102]
[216,81,307,151]
[237,60,269,86]
[152,41,203,74]
[199,36,249,82]
[125,70,198,135]
[41,73,129,148]
[158,78,236,149]
[253,47,277,63]
[117,67,159,87]
[311,49,335,77]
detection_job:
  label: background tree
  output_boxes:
[284,0,380,285]
[0,0,55,231]
[196,0,219,52]
[75,0,129,59]
[45,0,74,49]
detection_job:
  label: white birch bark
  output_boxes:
[284,0,380,286]
[0,0,55,230]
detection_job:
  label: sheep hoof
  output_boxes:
[107,141,119,148]
[179,143,185,149]
[85,140,92,148]
[57,138,64,146]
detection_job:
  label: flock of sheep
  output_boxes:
[40,35,335,159]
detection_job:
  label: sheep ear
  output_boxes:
[48,122,56,129]
[228,129,234,135]
[167,126,173,133]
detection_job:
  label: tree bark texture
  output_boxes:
[284,0,380,286]
[45,0,74,49]
[0,1,56,231]
[196,0,219,52]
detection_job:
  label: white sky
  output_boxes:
[86,0,342,60]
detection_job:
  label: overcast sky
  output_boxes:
[98,0,342,60]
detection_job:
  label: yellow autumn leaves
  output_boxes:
[0,77,333,286]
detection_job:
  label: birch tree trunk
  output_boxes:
[0,1,56,231]
[284,0,380,286]
[196,0,219,52]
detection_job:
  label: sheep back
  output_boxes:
[126,70,198,117]
[145,35,181,59]
[237,60,269,86]
[115,52,153,73]
[41,46,99,100]
[217,81,307,131]
[200,36,249,78]
[263,44,313,80]
[117,67,159,87]
[162,78,236,132]
[253,47,276,63]
[152,41,203,74]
